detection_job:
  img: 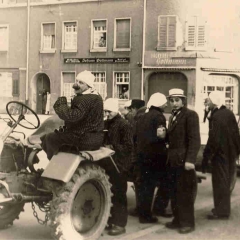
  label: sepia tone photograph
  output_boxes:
[0,0,240,239]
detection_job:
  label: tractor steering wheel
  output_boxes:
[6,101,40,130]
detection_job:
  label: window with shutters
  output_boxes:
[92,72,107,100]
[114,18,131,51]
[0,72,12,97]
[12,79,19,96]
[62,21,77,52]
[91,20,107,52]
[114,72,130,99]
[62,72,75,103]
[41,23,56,53]
[157,16,177,50]
[0,25,9,51]
[185,16,207,50]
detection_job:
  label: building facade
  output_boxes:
[0,0,240,120]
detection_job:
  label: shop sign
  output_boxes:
[64,58,130,64]
[144,51,196,67]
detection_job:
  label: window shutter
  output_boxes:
[12,79,19,96]
[116,19,130,49]
[158,16,176,50]
[197,20,206,48]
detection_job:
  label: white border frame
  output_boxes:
[112,71,130,100]
[40,21,56,53]
[61,71,76,96]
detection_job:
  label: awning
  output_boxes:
[143,66,196,70]
[201,68,240,73]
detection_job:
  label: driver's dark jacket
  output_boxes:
[53,93,104,150]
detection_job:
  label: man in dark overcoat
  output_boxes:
[165,88,200,234]
[135,93,168,223]
[203,91,240,219]
[99,98,134,236]
[41,70,104,159]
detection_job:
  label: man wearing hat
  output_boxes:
[41,70,104,160]
[165,88,200,234]
[203,91,240,220]
[98,98,134,236]
[135,92,168,223]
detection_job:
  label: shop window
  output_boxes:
[62,72,75,103]
[12,79,19,96]
[185,16,207,50]
[41,23,56,53]
[62,21,77,52]
[203,75,239,114]
[114,72,130,99]
[91,20,107,52]
[0,72,12,97]
[157,15,177,51]
[92,72,107,100]
[114,18,131,51]
[0,25,9,51]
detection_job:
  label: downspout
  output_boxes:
[141,0,146,100]
[26,0,30,104]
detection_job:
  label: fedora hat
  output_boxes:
[167,88,186,98]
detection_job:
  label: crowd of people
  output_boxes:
[41,70,240,236]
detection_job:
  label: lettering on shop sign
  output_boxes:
[64,58,130,64]
[151,53,187,65]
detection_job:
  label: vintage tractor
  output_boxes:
[0,101,114,240]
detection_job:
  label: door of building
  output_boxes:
[148,72,187,114]
[37,74,50,114]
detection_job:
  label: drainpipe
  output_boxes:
[26,0,30,104]
[141,0,146,100]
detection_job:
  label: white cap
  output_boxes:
[147,93,167,109]
[167,88,186,98]
[76,70,95,88]
[104,98,119,113]
[209,91,225,108]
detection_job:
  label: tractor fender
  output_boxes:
[42,152,85,183]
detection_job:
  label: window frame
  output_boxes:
[113,71,130,100]
[0,24,9,52]
[61,71,76,103]
[40,22,56,53]
[61,21,78,53]
[157,15,177,51]
[92,71,107,100]
[113,17,131,52]
[185,16,207,51]
[90,19,107,53]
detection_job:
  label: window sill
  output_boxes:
[113,48,131,52]
[90,48,107,53]
[185,47,206,51]
[61,49,78,53]
[156,47,177,51]
[39,49,56,54]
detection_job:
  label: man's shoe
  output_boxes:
[128,208,139,217]
[105,224,112,230]
[139,216,158,224]
[108,225,126,236]
[179,226,195,234]
[165,221,180,230]
[207,214,229,220]
[153,210,173,218]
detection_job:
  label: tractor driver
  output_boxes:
[41,70,104,160]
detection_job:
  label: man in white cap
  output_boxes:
[98,98,133,236]
[203,91,240,220]
[41,70,104,160]
[135,92,168,224]
[165,88,200,234]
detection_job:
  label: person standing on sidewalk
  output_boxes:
[165,88,200,234]
[135,93,168,224]
[99,98,134,236]
[202,91,240,220]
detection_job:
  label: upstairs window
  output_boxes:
[185,16,207,50]
[91,20,107,52]
[41,23,55,52]
[114,18,131,51]
[114,72,130,99]
[62,72,75,103]
[157,16,177,50]
[92,72,107,100]
[62,21,77,52]
[0,25,9,51]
